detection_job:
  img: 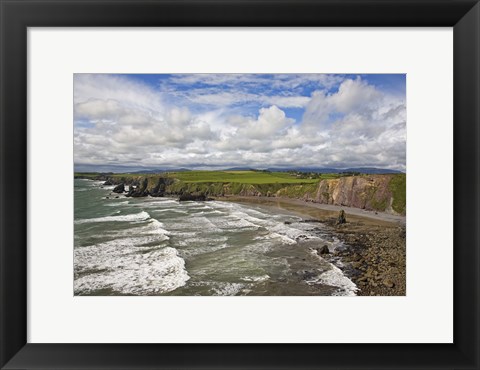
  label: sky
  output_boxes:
[74,73,406,172]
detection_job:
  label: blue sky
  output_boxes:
[74,74,406,171]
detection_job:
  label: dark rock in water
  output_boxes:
[103,179,113,186]
[318,245,330,254]
[337,210,347,224]
[178,193,207,201]
[115,196,119,199]
[284,221,292,225]
[112,183,125,193]
[302,270,317,280]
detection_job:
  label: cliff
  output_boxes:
[75,173,406,215]
[275,174,405,215]
[316,174,405,215]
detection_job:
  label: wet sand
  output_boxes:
[215,196,406,296]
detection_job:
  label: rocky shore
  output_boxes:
[320,217,406,296]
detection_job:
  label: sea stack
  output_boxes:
[337,210,347,224]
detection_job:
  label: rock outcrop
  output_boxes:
[112,184,125,193]
[313,174,406,215]
[337,210,346,224]
[178,193,208,202]
[317,245,330,255]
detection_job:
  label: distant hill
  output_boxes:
[223,167,256,171]
[129,168,191,174]
[343,167,403,174]
[266,167,403,174]
[75,163,403,175]
[74,163,191,173]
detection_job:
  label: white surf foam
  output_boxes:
[155,208,189,214]
[241,274,270,282]
[215,216,260,230]
[104,201,129,207]
[180,242,231,257]
[308,250,358,296]
[104,219,170,242]
[211,282,246,296]
[75,211,150,224]
[317,266,358,296]
[180,216,222,232]
[146,219,169,235]
[131,199,179,208]
[74,244,189,295]
[224,206,319,244]
[173,235,229,248]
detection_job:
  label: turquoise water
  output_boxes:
[74,179,357,296]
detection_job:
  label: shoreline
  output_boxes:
[214,195,406,296]
[213,195,405,226]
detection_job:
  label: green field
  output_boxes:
[167,171,326,184]
[74,170,342,184]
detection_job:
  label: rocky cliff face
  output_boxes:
[313,175,405,215]
[274,174,405,215]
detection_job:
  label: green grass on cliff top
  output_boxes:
[168,171,324,184]
[389,173,406,215]
[74,170,340,184]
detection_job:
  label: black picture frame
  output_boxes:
[1,1,479,369]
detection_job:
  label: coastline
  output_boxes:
[214,195,405,225]
[215,195,406,296]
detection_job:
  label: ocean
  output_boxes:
[74,179,357,296]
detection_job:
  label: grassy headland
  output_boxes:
[75,170,406,216]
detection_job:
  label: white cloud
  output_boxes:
[74,74,406,171]
[180,90,310,109]
[238,105,295,139]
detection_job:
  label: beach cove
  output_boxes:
[216,196,406,296]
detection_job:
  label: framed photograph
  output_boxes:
[1,0,479,369]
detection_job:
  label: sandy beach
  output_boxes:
[216,196,406,296]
